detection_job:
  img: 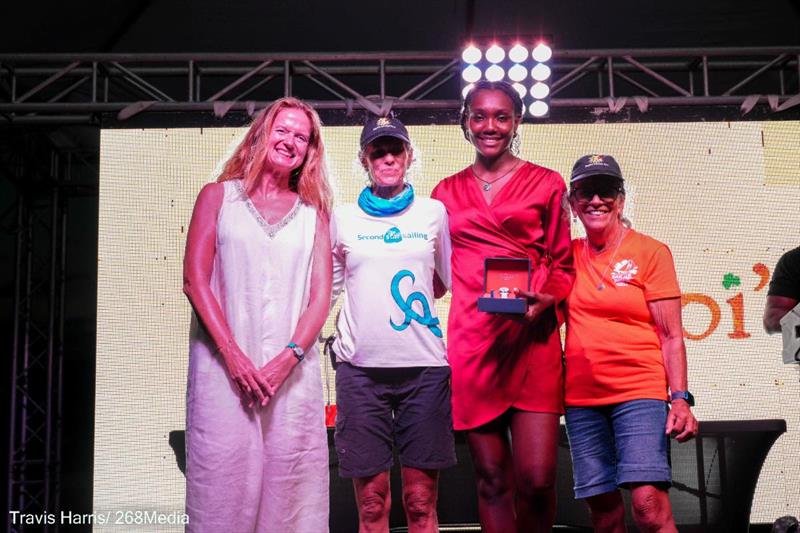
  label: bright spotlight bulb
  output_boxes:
[508,44,528,63]
[485,64,505,82]
[485,44,505,64]
[462,65,482,83]
[529,100,549,117]
[531,63,552,81]
[462,83,475,99]
[532,43,553,62]
[462,45,482,64]
[530,82,550,99]
[508,64,527,82]
[512,83,527,99]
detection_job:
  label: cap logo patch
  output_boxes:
[585,154,609,167]
[376,117,392,127]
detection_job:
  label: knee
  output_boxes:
[587,492,625,528]
[515,466,556,500]
[358,490,390,524]
[631,486,672,531]
[474,464,513,502]
[403,486,436,523]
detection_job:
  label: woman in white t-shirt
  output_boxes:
[331,115,455,533]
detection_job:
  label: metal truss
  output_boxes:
[0,47,799,124]
[5,142,70,532]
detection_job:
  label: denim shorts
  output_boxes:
[565,399,672,499]
[334,363,456,479]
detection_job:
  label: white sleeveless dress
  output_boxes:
[185,179,328,533]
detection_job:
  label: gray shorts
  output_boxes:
[334,363,456,479]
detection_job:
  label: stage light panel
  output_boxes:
[532,42,552,62]
[508,64,527,82]
[485,64,505,82]
[462,45,482,64]
[462,65,482,83]
[485,44,505,64]
[529,100,549,117]
[459,37,554,118]
[508,44,528,63]
[531,63,551,81]
[530,82,550,99]
[462,83,475,99]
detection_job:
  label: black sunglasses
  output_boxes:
[570,183,623,202]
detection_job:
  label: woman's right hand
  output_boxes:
[221,345,276,408]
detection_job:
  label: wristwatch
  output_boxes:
[287,342,305,362]
[670,390,695,406]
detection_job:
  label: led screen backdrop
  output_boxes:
[96,121,800,529]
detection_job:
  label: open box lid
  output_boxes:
[483,257,531,293]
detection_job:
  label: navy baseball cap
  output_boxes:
[360,115,411,149]
[570,154,624,184]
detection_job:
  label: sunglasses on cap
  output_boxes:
[570,182,623,202]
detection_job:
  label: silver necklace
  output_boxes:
[472,160,521,191]
[582,227,626,290]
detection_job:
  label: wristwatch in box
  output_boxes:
[477,257,531,314]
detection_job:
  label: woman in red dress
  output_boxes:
[431,80,574,532]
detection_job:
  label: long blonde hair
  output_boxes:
[217,97,333,216]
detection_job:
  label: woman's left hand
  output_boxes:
[260,349,298,396]
[666,400,699,442]
[513,288,556,323]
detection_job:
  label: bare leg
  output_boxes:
[586,490,627,533]
[630,484,677,533]
[465,418,516,533]
[353,471,391,533]
[510,411,559,533]
[401,467,439,533]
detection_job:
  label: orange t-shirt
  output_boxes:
[564,229,681,406]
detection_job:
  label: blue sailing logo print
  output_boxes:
[383,227,403,244]
[389,270,442,338]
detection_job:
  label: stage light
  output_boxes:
[530,82,550,99]
[529,100,549,117]
[462,65,482,83]
[508,44,528,63]
[531,63,551,81]
[485,65,505,82]
[532,43,552,62]
[485,44,505,64]
[462,83,475,99]
[458,36,555,119]
[462,45,482,64]
[508,64,527,82]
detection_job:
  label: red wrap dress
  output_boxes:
[431,162,574,430]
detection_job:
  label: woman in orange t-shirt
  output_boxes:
[564,154,698,533]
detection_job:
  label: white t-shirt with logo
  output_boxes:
[331,197,451,367]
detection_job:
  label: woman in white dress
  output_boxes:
[183,97,333,532]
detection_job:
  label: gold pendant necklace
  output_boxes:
[473,160,521,191]
[583,227,626,291]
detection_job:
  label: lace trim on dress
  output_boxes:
[233,179,301,239]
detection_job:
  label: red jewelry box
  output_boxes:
[477,257,530,314]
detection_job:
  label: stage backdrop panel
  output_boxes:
[96,121,800,530]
